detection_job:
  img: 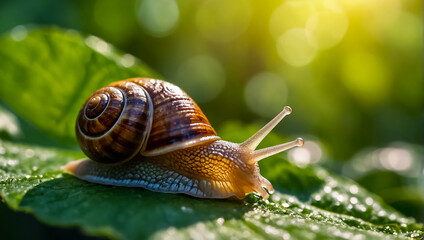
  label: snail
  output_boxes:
[63,78,303,199]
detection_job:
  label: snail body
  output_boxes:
[64,78,303,199]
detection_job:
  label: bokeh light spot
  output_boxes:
[379,148,412,171]
[0,111,20,137]
[136,0,179,37]
[365,197,374,206]
[358,0,401,39]
[120,54,135,68]
[288,140,323,167]
[10,25,27,41]
[269,1,315,39]
[289,148,311,167]
[196,0,251,43]
[172,55,226,103]
[342,142,421,178]
[244,72,288,118]
[341,51,389,106]
[349,185,359,195]
[85,36,111,56]
[385,12,422,53]
[277,28,317,67]
[306,0,349,49]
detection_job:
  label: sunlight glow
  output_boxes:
[269,1,315,39]
[341,51,389,106]
[306,0,349,49]
[196,0,251,42]
[277,28,317,67]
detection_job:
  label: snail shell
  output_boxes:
[76,79,220,163]
[65,78,303,199]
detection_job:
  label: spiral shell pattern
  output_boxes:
[76,82,152,164]
[76,78,220,164]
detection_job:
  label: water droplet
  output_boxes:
[282,233,291,240]
[356,204,367,212]
[349,185,359,194]
[327,178,338,187]
[264,225,280,235]
[365,197,374,205]
[331,191,339,199]
[272,195,281,202]
[324,186,332,193]
[216,217,224,225]
[281,202,290,208]
[25,149,35,158]
[6,159,18,166]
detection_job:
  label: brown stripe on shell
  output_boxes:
[76,81,153,163]
[146,124,218,152]
[78,88,124,137]
[85,93,109,119]
[122,78,220,155]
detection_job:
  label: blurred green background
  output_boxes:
[0,0,422,227]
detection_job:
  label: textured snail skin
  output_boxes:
[64,140,272,199]
[64,78,303,199]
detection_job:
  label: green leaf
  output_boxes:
[0,139,422,239]
[0,26,159,146]
[0,27,422,239]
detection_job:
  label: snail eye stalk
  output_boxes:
[239,106,304,164]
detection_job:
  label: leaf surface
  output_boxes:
[0,26,158,145]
